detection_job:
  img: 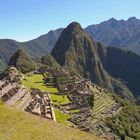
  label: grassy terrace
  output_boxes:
[22,74,58,93]
[22,73,70,123]
[51,94,70,105]
[54,109,70,125]
[92,87,116,118]
[0,102,103,140]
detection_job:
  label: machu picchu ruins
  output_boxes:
[0,67,55,121]
[0,66,123,139]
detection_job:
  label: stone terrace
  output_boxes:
[0,67,55,121]
[51,75,121,139]
[25,89,54,120]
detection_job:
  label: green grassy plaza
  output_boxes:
[22,73,70,123]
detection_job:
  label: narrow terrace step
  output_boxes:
[6,88,26,106]
[16,92,31,109]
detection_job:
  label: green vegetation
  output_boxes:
[0,59,7,73]
[9,49,35,73]
[112,79,135,101]
[105,96,140,140]
[56,76,71,82]
[22,74,58,93]
[0,103,102,140]
[50,94,70,105]
[54,109,70,125]
[13,98,22,107]
[41,54,62,71]
[92,88,115,117]
[70,109,80,113]
[51,22,114,90]
[22,73,71,123]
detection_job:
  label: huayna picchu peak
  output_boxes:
[51,22,111,88]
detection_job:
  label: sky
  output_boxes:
[0,0,140,41]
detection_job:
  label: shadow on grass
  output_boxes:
[34,81,43,83]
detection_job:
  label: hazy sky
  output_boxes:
[0,0,139,41]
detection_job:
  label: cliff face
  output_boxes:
[97,42,140,96]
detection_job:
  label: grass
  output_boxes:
[70,109,80,113]
[13,98,22,107]
[22,74,58,93]
[56,76,71,82]
[50,94,70,105]
[54,109,70,125]
[105,96,140,140]
[0,103,103,140]
[22,73,71,123]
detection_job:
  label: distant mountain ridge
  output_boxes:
[86,17,140,55]
[0,28,63,71]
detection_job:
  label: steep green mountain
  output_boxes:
[0,28,63,72]
[0,58,7,73]
[85,17,140,55]
[8,49,35,73]
[51,22,112,88]
[0,39,20,71]
[51,22,136,101]
[41,54,63,72]
[97,42,140,98]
